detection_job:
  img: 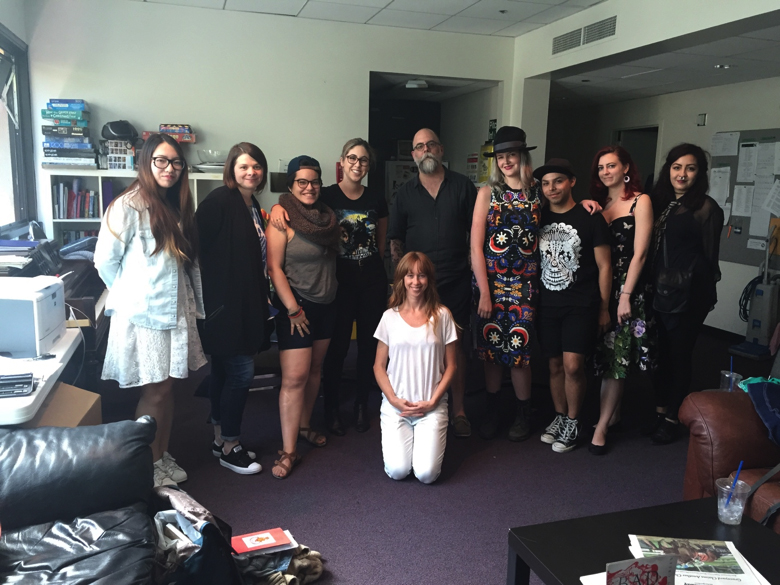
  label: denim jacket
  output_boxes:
[94,189,205,330]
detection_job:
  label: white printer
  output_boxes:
[0,276,67,358]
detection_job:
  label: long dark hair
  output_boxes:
[589,145,642,206]
[651,143,710,214]
[107,133,197,266]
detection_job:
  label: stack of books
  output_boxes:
[52,177,99,220]
[0,240,37,276]
[142,123,197,143]
[41,99,98,170]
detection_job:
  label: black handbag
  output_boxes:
[653,233,696,314]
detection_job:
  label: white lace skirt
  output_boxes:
[102,269,207,388]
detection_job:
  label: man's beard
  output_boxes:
[417,153,440,174]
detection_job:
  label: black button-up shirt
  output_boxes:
[388,168,477,286]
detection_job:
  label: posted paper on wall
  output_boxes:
[737,142,759,183]
[761,179,780,217]
[733,185,754,217]
[710,131,740,157]
[709,167,731,206]
[775,142,780,175]
[755,142,777,177]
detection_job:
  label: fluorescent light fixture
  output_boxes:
[405,79,428,89]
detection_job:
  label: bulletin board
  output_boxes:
[709,129,780,268]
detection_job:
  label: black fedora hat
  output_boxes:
[484,126,537,157]
[532,158,576,182]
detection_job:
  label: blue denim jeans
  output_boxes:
[209,354,255,441]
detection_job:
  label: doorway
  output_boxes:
[613,126,659,193]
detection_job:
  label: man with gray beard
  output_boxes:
[388,128,477,438]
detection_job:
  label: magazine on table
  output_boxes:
[579,535,769,585]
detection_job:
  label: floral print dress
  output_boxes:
[473,183,540,368]
[594,196,656,379]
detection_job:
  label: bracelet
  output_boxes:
[288,306,303,319]
[620,291,632,296]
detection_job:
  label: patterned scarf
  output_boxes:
[652,199,681,269]
[278,192,340,252]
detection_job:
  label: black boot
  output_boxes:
[325,408,346,436]
[354,403,370,433]
[508,398,531,442]
[479,392,501,440]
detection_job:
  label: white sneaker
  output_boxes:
[160,452,188,483]
[153,460,177,487]
[541,414,565,444]
[552,417,580,453]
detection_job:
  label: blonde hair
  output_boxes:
[488,149,534,193]
[389,251,449,335]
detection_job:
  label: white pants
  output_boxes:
[380,395,448,484]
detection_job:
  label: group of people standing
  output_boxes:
[93,124,723,488]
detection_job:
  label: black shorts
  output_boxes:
[537,305,598,357]
[273,291,336,350]
[437,276,471,333]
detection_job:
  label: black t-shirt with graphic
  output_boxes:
[539,204,610,307]
[320,183,389,261]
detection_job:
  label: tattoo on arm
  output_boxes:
[390,239,405,267]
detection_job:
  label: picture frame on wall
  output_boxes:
[397,140,413,161]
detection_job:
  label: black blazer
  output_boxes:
[196,185,270,356]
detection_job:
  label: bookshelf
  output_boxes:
[44,169,223,244]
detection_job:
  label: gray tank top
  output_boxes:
[284,232,337,304]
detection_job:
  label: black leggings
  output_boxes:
[653,305,710,420]
[322,258,387,410]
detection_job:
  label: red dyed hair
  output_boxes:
[589,145,643,206]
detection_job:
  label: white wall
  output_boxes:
[24,0,514,233]
[440,85,499,176]
[0,0,27,43]
[587,76,780,334]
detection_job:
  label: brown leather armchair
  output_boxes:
[679,391,780,533]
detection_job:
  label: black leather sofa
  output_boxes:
[0,417,158,583]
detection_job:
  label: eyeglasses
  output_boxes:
[152,157,185,170]
[412,140,441,152]
[295,178,322,189]
[345,154,370,167]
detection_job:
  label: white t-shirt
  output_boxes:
[374,307,458,403]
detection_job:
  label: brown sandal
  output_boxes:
[298,427,327,448]
[272,450,301,479]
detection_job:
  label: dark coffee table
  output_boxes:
[507,498,780,585]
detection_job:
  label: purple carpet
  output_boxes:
[100,327,763,585]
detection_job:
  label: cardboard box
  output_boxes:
[21,382,102,428]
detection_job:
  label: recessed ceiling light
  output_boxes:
[405,79,428,89]
[581,79,591,83]
[499,9,508,14]
[714,64,731,69]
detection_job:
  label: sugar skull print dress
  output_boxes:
[473,183,541,368]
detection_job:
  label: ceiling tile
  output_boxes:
[224,0,306,15]
[526,3,583,24]
[562,0,606,6]
[459,0,549,22]
[624,52,711,70]
[740,25,780,42]
[433,15,510,34]
[676,36,779,57]
[509,0,566,4]
[737,45,780,63]
[368,8,450,29]
[319,0,390,6]
[384,0,478,15]
[586,64,661,79]
[299,1,380,22]
[147,0,226,8]
[491,20,543,36]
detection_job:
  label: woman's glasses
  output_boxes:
[345,154,370,166]
[152,157,185,170]
[295,178,322,188]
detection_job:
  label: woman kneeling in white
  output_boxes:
[373,251,458,484]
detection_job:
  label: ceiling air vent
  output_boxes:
[552,29,583,55]
[583,16,617,45]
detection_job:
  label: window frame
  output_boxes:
[0,21,36,238]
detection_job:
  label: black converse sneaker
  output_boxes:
[220,444,262,475]
[552,417,580,453]
[540,414,565,444]
[212,441,257,460]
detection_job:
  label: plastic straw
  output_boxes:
[725,460,744,507]
[730,356,734,392]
